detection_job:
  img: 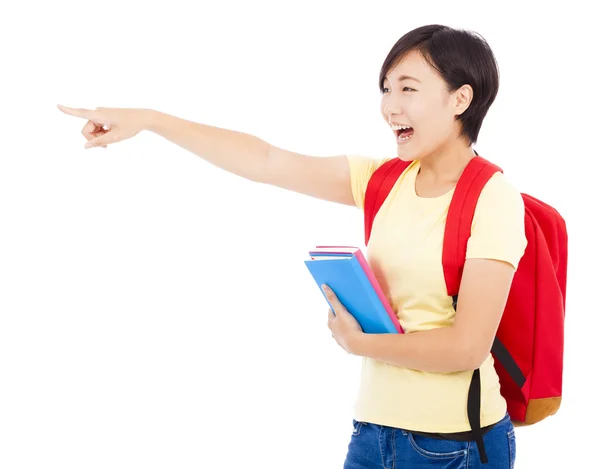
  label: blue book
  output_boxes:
[304,246,402,334]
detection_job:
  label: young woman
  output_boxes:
[58,24,525,468]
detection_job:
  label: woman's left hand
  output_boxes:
[322,284,364,354]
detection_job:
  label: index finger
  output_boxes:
[57,104,100,121]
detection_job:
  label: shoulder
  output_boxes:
[472,171,525,225]
[467,170,527,269]
[478,171,524,208]
[473,170,525,227]
[346,154,395,175]
[345,155,397,210]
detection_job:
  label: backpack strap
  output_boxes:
[364,158,412,246]
[442,155,509,464]
[444,157,527,390]
[443,156,502,297]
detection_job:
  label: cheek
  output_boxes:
[413,100,450,130]
[403,96,429,119]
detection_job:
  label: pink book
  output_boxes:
[309,245,404,333]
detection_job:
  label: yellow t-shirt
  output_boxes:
[346,155,527,433]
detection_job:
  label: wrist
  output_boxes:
[349,331,369,356]
[139,108,162,132]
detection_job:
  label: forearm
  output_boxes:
[143,109,271,183]
[353,326,482,373]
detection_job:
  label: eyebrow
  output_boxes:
[383,75,422,84]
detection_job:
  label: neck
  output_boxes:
[417,140,477,182]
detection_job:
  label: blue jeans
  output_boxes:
[343,412,515,468]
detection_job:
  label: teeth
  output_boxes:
[391,124,412,131]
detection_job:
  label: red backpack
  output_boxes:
[363,154,567,464]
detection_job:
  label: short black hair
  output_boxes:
[379,25,499,146]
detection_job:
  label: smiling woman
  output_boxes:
[340,24,533,469]
[378,27,499,163]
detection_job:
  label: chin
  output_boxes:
[396,148,420,162]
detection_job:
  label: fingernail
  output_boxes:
[322,285,330,293]
[84,142,92,149]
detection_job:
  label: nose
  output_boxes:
[381,95,402,121]
[382,107,400,125]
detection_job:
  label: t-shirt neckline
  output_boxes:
[411,161,456,201]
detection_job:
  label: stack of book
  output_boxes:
[304,246,403,334]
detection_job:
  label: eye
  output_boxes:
[381,86,416,94]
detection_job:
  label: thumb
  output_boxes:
[84,131,120,149]
[322,284,338,305]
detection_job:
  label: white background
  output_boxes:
[1,1,598,468]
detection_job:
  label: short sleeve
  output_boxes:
[346,155,392,210]
[465,172,528,270]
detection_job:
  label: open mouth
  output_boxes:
[394,127,414,141]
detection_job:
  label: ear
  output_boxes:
[454,84,473,116]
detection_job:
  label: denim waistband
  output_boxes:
[403,412,510,442]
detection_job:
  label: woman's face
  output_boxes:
[380,49,471,161]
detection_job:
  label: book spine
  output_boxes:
[352,252,404,334]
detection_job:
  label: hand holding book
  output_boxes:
[304,246,404,335]
[322,284,364,354]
